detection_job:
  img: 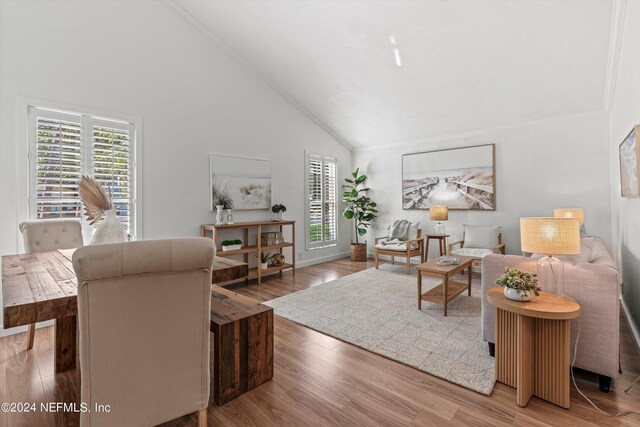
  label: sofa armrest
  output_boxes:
[563,262,620,377]
[375,236,387,244]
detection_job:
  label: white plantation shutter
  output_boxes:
[28,106,137,239]
[34,114,83,219]
[306,154,338,249]
[92,121,133,234]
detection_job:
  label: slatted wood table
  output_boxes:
[210,286,274,405]
[487,288,580,408]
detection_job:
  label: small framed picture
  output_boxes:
[619,126,640,197]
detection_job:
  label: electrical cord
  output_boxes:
[570,319,639,417]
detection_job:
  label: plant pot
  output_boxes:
[504,287,532,302]
[260,262,268,270]
[221,244,241,252]
[350,243,367,262]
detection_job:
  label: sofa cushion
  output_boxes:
[451,247,493,259]
[386,220,420,241]
[463,225,500,249]
[589,238,617,269]
[375,240,419,251]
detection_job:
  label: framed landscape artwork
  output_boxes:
[402,143,496,210]
[619,125,640,197]
[210,154,271,210]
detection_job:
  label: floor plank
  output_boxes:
[1,258,638,426]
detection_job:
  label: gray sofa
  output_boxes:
[481,237,620,392]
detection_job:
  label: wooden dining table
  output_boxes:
[2,249,250,374]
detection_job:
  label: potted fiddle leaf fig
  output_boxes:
[342,168,377,261]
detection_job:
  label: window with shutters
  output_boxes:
[28,106,138,240]
[306,154,338,249]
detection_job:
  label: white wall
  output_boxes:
[353,111,611,258]
[608,1,640,339]
[0,0,352,328]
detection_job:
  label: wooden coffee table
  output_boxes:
[416,255,474,315]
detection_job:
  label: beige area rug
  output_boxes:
[264,264,495,395]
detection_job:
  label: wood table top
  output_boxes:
[210,286,272,326]
[202,220,296,230]
[2,250,78,328]
[416,255,475,274]
[486,287,580,320]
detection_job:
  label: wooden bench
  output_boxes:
[210,286,274,405]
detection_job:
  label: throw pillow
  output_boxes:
[463,225,501,249]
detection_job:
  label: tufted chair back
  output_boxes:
[19,219,84,253]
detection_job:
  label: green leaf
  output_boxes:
[357,228,367,236]
[343,210,354,219]
[344,178,354,184]
[352,168,359,178]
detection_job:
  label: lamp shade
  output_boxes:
[430,205,448,221]
[554,208,584,225]
[520,217,580,255]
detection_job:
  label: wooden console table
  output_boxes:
[487,288,580,408]
[202,220,295,284]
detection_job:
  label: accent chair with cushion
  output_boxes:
[448,224,505,270]
[374,220,424,273]
[480,237,620,392]
[72,238,214,426]
[19,219,84,349]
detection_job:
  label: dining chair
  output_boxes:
[72,237,214,427]
[19,219,83,349]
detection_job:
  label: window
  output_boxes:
[306,154,337,249]
[28,106,137,239]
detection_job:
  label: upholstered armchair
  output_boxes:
[72,238,214,427]
[19,219,83,349]
[448,225,505,270]
[374,221,424,273]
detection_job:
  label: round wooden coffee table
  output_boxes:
[487,287,580,408]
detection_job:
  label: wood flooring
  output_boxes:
[1,258,638,426]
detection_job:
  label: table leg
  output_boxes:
[468,264,472,296]
[516,314,535,407]
[533,318,572,408]
[425,237,430,261]
[55,315,77,373]
[439,238,444,256]
[417,272,422,310]
[443,273,449,316]
[443,236,447,255]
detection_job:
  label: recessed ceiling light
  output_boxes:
[394,48,402,67]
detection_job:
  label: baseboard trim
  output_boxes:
[0,320,54,338]
[621,298,640,355]
[297,251,351,268]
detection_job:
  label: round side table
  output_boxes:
[487,288,580,409]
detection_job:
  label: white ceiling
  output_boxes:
[173,0,613,149]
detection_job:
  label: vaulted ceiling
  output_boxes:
[172,0,613,148]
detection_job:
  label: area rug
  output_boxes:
[264,265,495,395]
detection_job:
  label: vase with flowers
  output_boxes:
[496,267,541,302]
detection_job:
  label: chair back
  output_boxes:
[72,238,214,426]
[417,228,423,239]
[19,219,83,253]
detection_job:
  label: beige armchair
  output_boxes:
[448,225,505,271]
[374,227,424,274]
[19,219,83,349]
[72,238,214,427]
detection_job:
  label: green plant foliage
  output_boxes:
[495,267,541,297]
[271,204,287,213]
[342,168,377,245]
[257,251,273,263]
[221,239,242,246]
